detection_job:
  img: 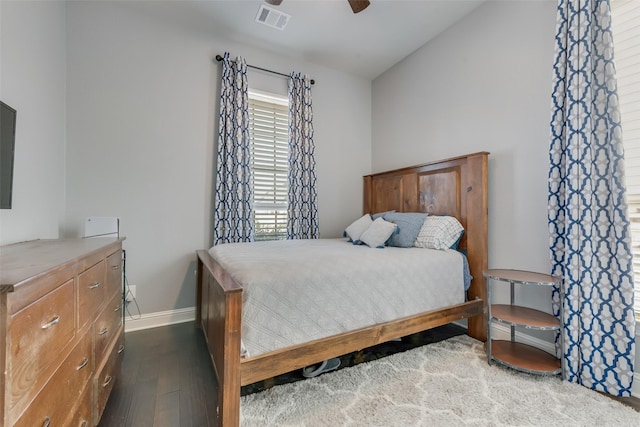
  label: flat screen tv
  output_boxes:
[1,101,17,209]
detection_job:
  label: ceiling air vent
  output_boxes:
[255,4,290,31]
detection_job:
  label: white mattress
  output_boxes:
[209,238,466,358]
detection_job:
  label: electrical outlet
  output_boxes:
[126,285,136,302]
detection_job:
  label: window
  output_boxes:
[248,91,289,241]
[612,0,640,318]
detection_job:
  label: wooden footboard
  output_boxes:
[196,151,489,427]
[196,250,484,425]
[196,249,242,427]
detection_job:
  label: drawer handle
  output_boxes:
[111,265,120,270]
[118,344,125,354]
[76,357,89,370]
[114,304,122,312]
[99,327,109,336]
[89,282,102,290]
[102,375,113,388]
[41,315,60,329]
[42,417,51,427]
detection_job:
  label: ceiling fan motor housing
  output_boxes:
[264,0,370,14]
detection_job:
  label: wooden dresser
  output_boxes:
[0,238,125,426]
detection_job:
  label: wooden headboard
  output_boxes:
[363,152,489,340]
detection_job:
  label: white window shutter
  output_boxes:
[249,93,289,241]
[612,0,640,317]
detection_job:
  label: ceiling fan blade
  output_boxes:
[265,0,283,5]
[348,0,370,14]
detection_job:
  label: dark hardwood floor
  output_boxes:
[609,394,640,412]
[99,322,640,426]
[99,322,219,426]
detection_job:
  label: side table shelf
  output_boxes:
[483,269,563,376]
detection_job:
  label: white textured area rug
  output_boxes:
[240,335,640,426]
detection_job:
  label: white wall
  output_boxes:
[0,1,66,245]
[377,0,640,394]
[373,0,557,311]
[64,1,371,314]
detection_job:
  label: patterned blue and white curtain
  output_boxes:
[213,52,254,245]
[287,73,319,239]
[548,0,635,396]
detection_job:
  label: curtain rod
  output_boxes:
[215,54,315,85]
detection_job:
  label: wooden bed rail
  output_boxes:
[240,299,483,386]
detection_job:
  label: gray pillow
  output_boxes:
[382,212,429,248]
[371,210,395,220]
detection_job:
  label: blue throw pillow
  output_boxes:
[382,212,429,248]
[371,210,395,220]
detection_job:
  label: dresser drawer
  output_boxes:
[13,331,93,427]
[78,260,106,330]
[94,325,124,424]
[94,292,124,358]
[65,383,93,427]
[8,279,76,417]
[106,250,123,300]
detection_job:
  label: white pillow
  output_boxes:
[344,214,373,244]
[414,216,464,250]
[360,218,397,248]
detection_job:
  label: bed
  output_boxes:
[195,151,489,426]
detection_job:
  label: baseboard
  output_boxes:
[124,306,195,332]
[491,324,640,398]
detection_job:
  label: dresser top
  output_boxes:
[0,238,124,291]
